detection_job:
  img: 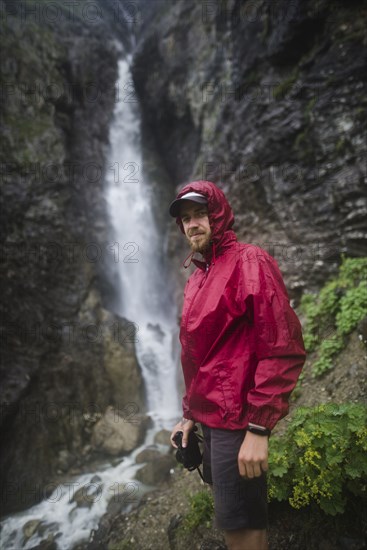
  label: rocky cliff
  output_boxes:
[0,0,146,515]
[131,0,367,296]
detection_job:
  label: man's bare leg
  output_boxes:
[223,528,268,550]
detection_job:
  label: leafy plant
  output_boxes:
[300,256,367,376]
[268,403,367,515]
[180,490,214,532]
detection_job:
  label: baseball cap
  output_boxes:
[169,191,207,217]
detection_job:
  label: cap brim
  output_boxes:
[169,196,207,217]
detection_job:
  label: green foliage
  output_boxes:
[300,257,367,376]
[268,403,367,515]
[311,335,344,376]
[180,490,214,532]
[336,281,367,335]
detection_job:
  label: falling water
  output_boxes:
[0,53,181,549]
[105,55,180,428]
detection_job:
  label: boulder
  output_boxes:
[91,406,150,456]
[135,447,162,463]
[70,475,103,508]
[154,429,172,446]
[23,519,42,541]
[101,309,146,410]
[29,536,57,550]
[135,454,176,485]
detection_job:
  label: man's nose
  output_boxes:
[187,217,199,228]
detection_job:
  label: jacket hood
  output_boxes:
[174,181,237,266]
[176,180,237,269]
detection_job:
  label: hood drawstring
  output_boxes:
[183,251,194,269]
[211,241,216,265]
[204,241,216,270]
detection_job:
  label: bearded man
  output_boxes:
[169,181,306,550]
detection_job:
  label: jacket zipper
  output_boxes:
[199,262,210,288]
[184,264,210,347]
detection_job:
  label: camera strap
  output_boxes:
[195,464,205,482]
[187,432,205,482]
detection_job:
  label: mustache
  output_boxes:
[188,231,205,237]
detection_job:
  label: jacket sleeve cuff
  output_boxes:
[182,411,194,421]
[245,404,282,431]
[182,396,194,421]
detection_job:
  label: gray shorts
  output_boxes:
[201,424,268,531]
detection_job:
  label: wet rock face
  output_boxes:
[131,0,367,296]
[0,3,145,515]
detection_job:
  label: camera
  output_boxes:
[172,429,203,471]
[173,430,184,447]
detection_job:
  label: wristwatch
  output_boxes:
[246,424,271,436]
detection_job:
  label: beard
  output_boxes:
[186,232,212,254]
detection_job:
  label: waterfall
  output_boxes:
[105,55,180,428]
[0,53,181,550]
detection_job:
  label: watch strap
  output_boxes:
[246,425,271,436]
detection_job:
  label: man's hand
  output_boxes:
[170,418,195,448]
[238,431,269,478]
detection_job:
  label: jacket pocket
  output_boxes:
[214,361,241,416]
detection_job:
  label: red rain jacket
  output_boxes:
[175,181,306,431]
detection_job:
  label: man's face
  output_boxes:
[179,201,212,254]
